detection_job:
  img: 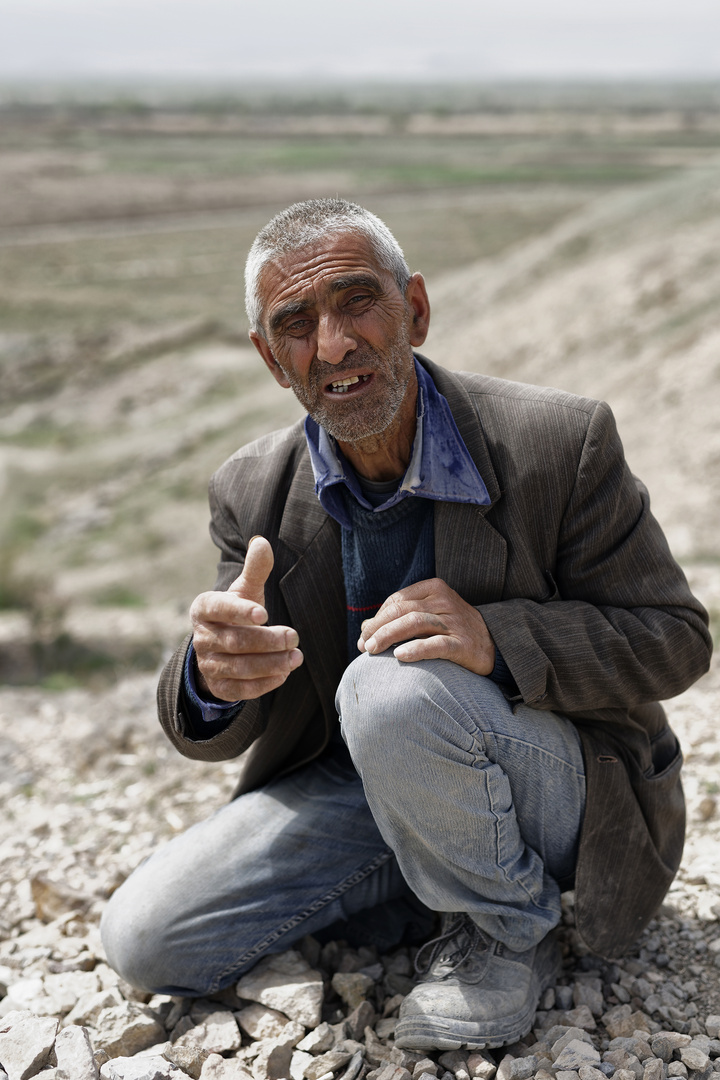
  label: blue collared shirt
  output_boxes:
[187,359,512,721]
[304,359,491,528]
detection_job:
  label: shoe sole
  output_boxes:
[394,935,561,1052]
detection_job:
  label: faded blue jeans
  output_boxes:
[101,652,586,995]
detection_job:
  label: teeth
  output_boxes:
[329,375,369,393]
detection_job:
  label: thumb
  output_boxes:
[229,536,274,608]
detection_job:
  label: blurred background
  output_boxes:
[0,0,719,688]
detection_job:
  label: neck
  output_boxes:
[337,378,418,482]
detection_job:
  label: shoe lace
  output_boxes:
[413,914,488,976]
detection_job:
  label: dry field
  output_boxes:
[0,84,718,1073]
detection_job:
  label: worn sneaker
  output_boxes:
[394,913,561,1051]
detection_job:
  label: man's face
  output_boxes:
[250,231,428,445]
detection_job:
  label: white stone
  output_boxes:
[679,1048,710,1071]
[303,1049,353,1080]
[0,1013,59,1080]
[55,1023,99,1080]
[44,969,101,1013]
[297,1023,335,1055]
[705,1017,720,1040]
[292,1051,315,1080]
[93,1001,166,1058]
[553,1041,602,1072]
[331,973,374,1011]
[237,951,324,1029]
[99,1056,186,1079]
[173,1011,241,1054]
[65,988,125,1028]
[236,1004,293,1041]
[200,1055,254,1079]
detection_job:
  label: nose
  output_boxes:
[316,312,356,366]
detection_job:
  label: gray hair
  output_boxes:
[245,198,411,336]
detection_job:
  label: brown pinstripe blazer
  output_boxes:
[158,356,712,958]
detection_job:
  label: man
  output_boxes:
[102,198,711,1052]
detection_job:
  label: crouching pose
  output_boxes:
[101,198,711,1051]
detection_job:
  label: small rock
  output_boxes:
[337,1051,365,1080]
[253,1038,294,1080]
[303,1049,353,1079]
[667,1065,688,1077]
[163,1042,211,1079]
[237,952,324,1029]
[54,1024,99,1080]
[642,1059,664,1080]
[200,1055,253,1079]
[412,1059,438,1078]
[93,1001,166,1058]
[298,1023,336,1055]
[65,988,125,1028]
[99,1057,185,1080]
[0,1012,59,1080]
[608,1039,654,1064]
[574,982,605,1018]
[555,1072,581,1080]
[331,973,374,1011]
[346,1002,376,1042]
[291,1052,315,1080]
[706,1020,720,1041]
[467,1054,496,1080]
[553,1029,595,1059]
[508,1057,537,1080]
[173,1011,241,1054]
[376,1019,396,1040]
[651,1033,693,1062]
[697,798,717,821]
[236,1004,294,1042]
[680,1049,710,1071]
[365,1027,393,1066]
[30,873,91,922]
[554,1040,602,1072]
[578,1068,608,1080]
[368,1067,412,1080]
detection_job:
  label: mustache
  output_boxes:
[309,348,384,387]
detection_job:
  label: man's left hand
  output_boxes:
[357,578,496,676]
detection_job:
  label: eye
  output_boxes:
[345,291,374,311]
[285,317,313,336]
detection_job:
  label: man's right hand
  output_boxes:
[190,536,304,702]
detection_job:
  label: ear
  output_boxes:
[405,273,431,347]
[249,330,291,389]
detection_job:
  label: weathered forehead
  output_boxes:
[257,231,395,319]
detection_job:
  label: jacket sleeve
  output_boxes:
[156,469,269,761]
[478,400,712,716]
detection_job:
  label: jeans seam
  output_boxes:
[212,847,396,990]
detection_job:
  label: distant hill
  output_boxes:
[425,161,720,566]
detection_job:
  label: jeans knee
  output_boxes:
[100,869,184,994]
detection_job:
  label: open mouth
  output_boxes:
[327,374,372,394]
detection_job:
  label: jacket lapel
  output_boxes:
[278,452,347,704]
[421,357,508,604]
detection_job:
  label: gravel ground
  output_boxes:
[0,565,717,1078]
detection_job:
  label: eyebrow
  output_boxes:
[267,273,384,334]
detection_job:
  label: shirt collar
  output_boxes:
[304,358,491,529]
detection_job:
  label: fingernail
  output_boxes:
[286,629,299,649]
[365,636,376,653]
[290,649,304,669]
[251,606,265,623]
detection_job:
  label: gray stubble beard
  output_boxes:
[276,329,415,445]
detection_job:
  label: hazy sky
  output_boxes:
[2,0,720,81]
